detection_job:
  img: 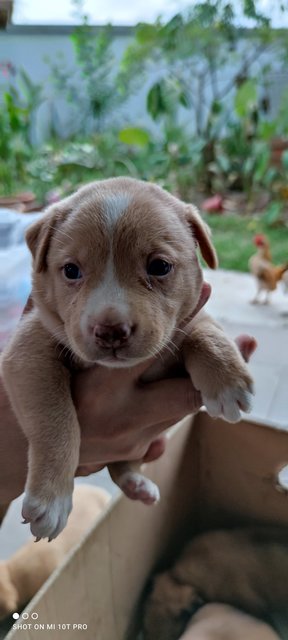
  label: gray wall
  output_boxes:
[0,26,156,143]
[0,25,288,144]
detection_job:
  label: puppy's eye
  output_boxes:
[147,259,173,277]
[63,263,82,280]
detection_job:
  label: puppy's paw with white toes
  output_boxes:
[203,384,253,423]
[118,471,160,505]
[22,491,73,540]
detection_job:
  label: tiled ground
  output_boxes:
[204,269,288,430]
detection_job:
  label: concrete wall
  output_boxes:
[0,26,156,143]
[0,25,287,145]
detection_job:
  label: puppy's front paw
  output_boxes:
[22,491,73,540]
[118,471,160,505]
[203,383,253,423]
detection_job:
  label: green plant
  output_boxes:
[204,212,288,271]
[0,68,43,194]
[25,126,205,203]
[122,0,288,195]
[26,133,142,201]
[207,79,271,194]
[1,0,288,216]
[48,0,135,136]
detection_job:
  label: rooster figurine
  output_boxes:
[282,270,288,294]
[249,234,288,304]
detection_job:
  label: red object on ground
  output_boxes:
[202,194,223,212]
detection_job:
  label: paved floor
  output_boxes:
[204,269,288,430]
[0,269,287,637]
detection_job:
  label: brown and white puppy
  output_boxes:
[1,178,253,540]
[0,485,110,620]
[143,526,288,640]
[179,604,281,640]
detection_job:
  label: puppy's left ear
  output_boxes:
[26,214,53,273]
[186,204,218,269]
[26,205,69,273]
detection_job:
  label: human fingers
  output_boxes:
[135,377,202,427]
[191,281,211,318]
[235,334,257,363]
[142,435,167,462]
[137,333,256,431]
[22,294,34,316]
[75,463,105,476]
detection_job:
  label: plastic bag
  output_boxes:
[0,209,42,349]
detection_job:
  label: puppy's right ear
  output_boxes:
[186,204,218,269]
[26,207,66,273]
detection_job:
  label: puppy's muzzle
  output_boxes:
[94,322,133,349]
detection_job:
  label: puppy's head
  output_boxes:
[143,573,203,640]
[0,563,18,621]
[27,178,217,366]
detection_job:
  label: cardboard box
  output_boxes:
[6,413,288,640]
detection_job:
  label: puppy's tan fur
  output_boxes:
[180,604,280,640]
[1,178,253,539]
[0,485,110,620]
[143,527,288,640]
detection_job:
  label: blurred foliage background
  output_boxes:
[1,0,288,269]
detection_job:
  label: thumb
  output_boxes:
[136,377,202,426]
[191,281,211,318]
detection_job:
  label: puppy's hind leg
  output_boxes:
[108,462,160,505]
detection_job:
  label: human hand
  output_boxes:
[73,356,203,475]
[73,282,212,475]
[0,284,256,503]
[72,283,257,476]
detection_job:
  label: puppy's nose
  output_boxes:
[94,322,132,348]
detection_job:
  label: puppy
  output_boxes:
[179,604,280,640]
[1,178,253,540]
[0,485,110,620]
[143,526,288,640]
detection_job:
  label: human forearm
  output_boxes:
[0,376,28,503]
[0,332,256,504]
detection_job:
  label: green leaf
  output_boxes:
[243,156,255,176]
[216,154,230,173]
[262,202,283,226]
[263,166,279,186]
[282,149,288,170]
[118,127,151,147]
[243,0,257,19]
[234,79,257,117]
[136,23,158,45]
[211,100,222,115]
[258,121,277,141]
[147,82,165,120]
[254,149,269,181]
[179,89,190,108]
